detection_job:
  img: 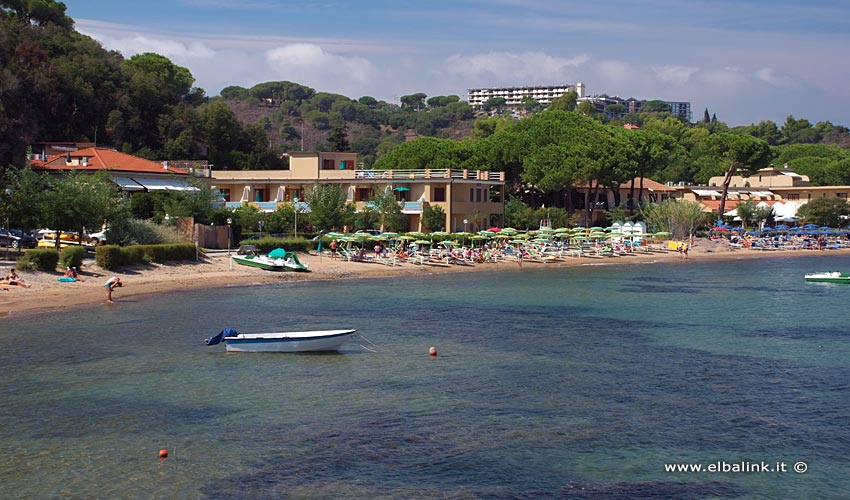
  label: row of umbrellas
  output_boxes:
[325,227,672,247]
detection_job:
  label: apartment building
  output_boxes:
[467,83,585,108]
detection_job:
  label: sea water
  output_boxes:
[1,255,849,499]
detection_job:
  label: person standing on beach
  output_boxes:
[104,276,121,303]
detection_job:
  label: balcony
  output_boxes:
[354,169,504,182]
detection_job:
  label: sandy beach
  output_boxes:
[1,239,846,318]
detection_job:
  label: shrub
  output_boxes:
[16,249,60,272]
[237,236,310,254]
[109,218,183,246]
[59,245,87,270]
[96,243,199,270]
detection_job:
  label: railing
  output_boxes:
[354,169,504,182]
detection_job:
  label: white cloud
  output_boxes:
[82,30,216,61]
[265,43,375,95]
[756,68,796,88]
[697,67,748,87]
[443,51,589,84]
[652,65,698,86]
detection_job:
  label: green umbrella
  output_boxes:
[414,239,432,245]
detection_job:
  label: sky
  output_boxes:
[67,0,850,127]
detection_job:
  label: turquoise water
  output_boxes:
[1,255,849,499]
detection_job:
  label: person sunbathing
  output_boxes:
[3,268,32,288]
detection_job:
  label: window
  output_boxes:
[787,193,799,200]
[220,189,231,202]
[476,189,482,202]
[433,187,446,202]
[358,188,372,201]
[470,188,474,202]
[838,193,848,199]
[322,159,335,170]
[254,189,265,202]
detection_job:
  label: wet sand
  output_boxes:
[1,239,845,318]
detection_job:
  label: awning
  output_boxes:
[132,177,198,191]
[110,176,146,191]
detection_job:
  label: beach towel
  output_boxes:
[58,277,76,282]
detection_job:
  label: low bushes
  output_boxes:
[59,245,87,270]
[16,249,60,272]
[96,243,199,270]
[237,237,310,254]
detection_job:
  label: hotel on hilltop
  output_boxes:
[467,83,586,108]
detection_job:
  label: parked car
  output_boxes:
[0,228,38,249]
[86,228,109,245]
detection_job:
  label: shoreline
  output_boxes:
[2,239,847,319]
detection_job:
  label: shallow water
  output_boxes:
[1,255,849,498]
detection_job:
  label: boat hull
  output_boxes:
[231,255,285,271]
[223,329,356,352]
[804,272,850,284]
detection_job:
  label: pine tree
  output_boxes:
[327,124,350,152]
[703,108,711,123]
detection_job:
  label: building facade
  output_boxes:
[467,83,585,108]
[205,152,506,233]
[682,167,850,221]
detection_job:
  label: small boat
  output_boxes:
[231,248,310,272]
[205,328,356,352]
[231,253,287,271]
[804,271,850,284]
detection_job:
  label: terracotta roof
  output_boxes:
[31,147,189,175]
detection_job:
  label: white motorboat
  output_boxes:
[205,328,356,352]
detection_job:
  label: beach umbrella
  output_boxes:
[392,187,410,192]
[396,235,415,240]
[382,232,399,238]
[413,239,432,245]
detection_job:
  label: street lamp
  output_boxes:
[226,217,232,255]
[258,219,264,238]
[4,188,11,261]
[163,213,170,226]
[463,218,468,233]
[293,195,299,238]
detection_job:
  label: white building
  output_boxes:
[467,83,585,108]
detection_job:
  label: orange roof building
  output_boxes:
[31,147,196,192]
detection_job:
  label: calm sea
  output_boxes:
[1,255,849,499]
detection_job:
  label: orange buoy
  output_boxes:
[159,449,168,459]
[429,346,437,356]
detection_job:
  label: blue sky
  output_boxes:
[68,0,850,127]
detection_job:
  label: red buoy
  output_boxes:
[159,449,168,459]
[429,346,437,356]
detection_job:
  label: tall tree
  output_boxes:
[304,183,352,231]
[699,133,771,221]
[547,91,577,112]
[327,124,350,152]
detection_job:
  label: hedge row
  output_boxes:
[95,243,199,270]
[16,249,60,272]
[237,237,310,254]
